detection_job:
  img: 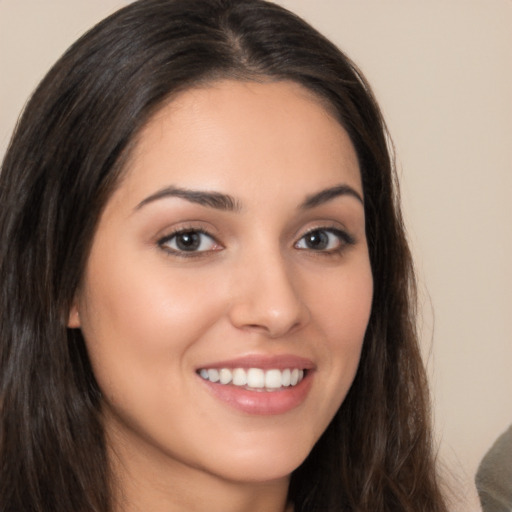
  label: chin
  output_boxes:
[205,441,311,484]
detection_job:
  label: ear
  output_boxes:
[67,300,81,329]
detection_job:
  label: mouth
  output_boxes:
[196,356,314,415]
[197,367,306,391]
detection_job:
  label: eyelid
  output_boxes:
[294,225,356,253]
[157,225,223,257]
[154,221,356,259]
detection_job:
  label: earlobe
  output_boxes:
[67,302,81,329]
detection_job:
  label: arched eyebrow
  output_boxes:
[299,184,363,209]
[135,186,241,212]
[135,183,362,212]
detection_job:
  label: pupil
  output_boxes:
[176,232,200,251]
[307,230,328,249]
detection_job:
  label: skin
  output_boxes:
[69,80,373,512]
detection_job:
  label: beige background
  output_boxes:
[1,1,511,510]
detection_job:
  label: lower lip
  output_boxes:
[199,372,313,415]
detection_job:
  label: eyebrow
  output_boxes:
[299,184,363,209]
[135,186,241,212]
[135,183,363,212]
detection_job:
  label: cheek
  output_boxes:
[77,253,227,393]
[309,260,373,415]
[316,259,373,344]
[77,259,233,458]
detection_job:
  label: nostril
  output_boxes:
[226,264,310,337]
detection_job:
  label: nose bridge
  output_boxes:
[228,239,309,337]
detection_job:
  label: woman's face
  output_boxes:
[70,80,373,486]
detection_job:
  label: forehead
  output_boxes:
[116,79,362,207]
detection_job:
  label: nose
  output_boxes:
[227,250,310,339]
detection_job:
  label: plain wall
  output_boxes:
[1,1,511,510]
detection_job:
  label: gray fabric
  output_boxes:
[476,425,512,512]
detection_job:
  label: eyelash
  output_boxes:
[157,227,220,258]
[295,227,355,254]
[157,226,355,258]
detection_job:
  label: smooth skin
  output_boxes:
[69,80,373,512]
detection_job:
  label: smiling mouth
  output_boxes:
[198,368,306,391]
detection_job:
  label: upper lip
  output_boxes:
[196,354,316,371]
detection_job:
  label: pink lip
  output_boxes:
[196,354,315,416]
[196,354,316,371]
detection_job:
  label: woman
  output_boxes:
[0,0,448,510]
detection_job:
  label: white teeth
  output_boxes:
[232,368,247,386]
[219,368,232,385]
[247,368,265,388]
[198,367,306,390]
[265,369,283,389]
[207,369,220,383]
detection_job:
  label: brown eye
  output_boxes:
[301,230,330,250]
[159,230,219,253]
[295,228,354,252]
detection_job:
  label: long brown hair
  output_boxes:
[0,1,447,510]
